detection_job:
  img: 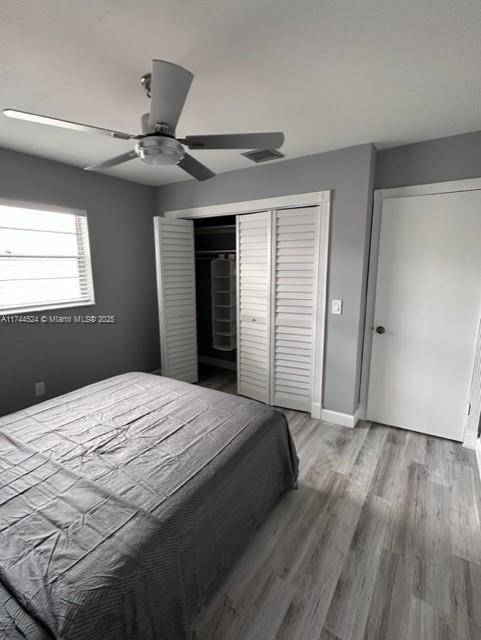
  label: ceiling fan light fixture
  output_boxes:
[134,136,185,165]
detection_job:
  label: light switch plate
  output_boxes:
[331,299,343,315]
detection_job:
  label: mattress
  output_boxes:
[0,372,298,639]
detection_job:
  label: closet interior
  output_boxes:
[194,216,237,380]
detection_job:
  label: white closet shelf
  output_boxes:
[212,256,236,352]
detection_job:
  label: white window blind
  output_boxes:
[0,203,95,314]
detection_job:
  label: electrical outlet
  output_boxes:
[34,381,46,397]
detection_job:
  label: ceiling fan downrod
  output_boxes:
[140,72,152,98]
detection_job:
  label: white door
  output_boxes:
[367,190,481,441]
[154,217,198,383]
[237,211,272,403]
[271,207,319,412]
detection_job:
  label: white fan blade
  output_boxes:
[84,150,138,171]
[3,109,137,140]
[177,153,215,181]
[149,60,193,132]
[181,132,285,150]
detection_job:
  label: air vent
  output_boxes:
[242,148,285,164]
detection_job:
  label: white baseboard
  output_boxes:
[321,407,361,429]
[311,402,321,419]
[356,405,366,421]
[463,431,478,450]
[199,356,237,371]
[476,440,481,481]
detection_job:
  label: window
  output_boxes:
[0,202,95,315]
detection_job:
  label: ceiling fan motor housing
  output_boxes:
[134,135,185,165]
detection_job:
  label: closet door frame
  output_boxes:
[161,190,331,417]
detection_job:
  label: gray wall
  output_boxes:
[354,146,376,408]
[157,144,376,415]
[0,147,159,416]
[376,129,481,189]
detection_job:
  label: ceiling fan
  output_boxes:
[3,60,284,181]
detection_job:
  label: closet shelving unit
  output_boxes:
[211,254,236,351]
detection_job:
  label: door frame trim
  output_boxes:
[163,191,330,220]
[374,177,481,202]
[161,190,331,417]
[360,178,481,445]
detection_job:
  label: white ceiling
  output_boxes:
[1,0,481,186]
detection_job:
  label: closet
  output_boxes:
[154,193,328,415]
[193,217,237,377]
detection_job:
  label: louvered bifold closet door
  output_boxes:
[271,207,319,412]
[237,211,271,403]
[154,218,198,383]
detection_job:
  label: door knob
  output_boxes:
[375,326,385,334]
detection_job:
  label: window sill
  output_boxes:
[0,299,96,317]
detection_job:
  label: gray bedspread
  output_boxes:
[0,373,298,639]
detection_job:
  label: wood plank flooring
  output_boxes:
[193,370,481,640]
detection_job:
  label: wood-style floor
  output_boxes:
[194,370,481,640]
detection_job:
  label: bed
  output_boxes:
[0,372,298,639]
